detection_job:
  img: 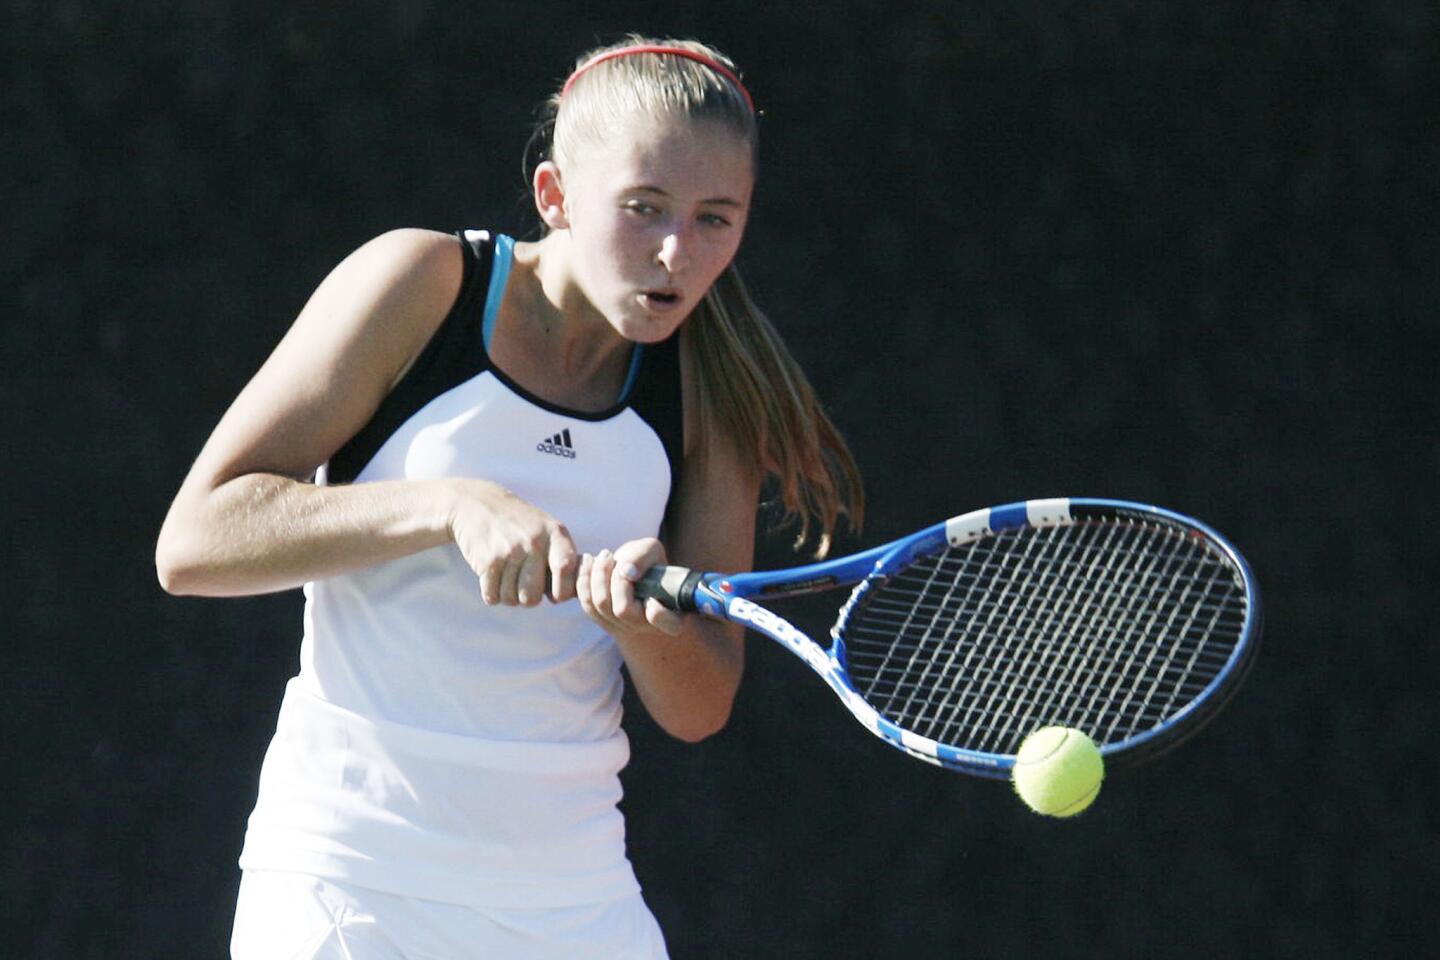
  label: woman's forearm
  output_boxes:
[155,474,459,597]
[614,616,745,743]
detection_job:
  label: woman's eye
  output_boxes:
[699,213,732,227]
[625,201,658,215]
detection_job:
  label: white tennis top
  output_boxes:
[238,232,684,907]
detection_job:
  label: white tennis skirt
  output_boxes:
[230,869,670,960]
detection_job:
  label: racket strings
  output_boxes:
[840,519,1248,754]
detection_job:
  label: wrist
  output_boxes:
[430,476,508,540]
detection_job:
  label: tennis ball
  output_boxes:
[1011,726,1104,817]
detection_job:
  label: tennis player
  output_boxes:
[156,36,861,959]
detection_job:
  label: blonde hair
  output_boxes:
[540,36,863,554]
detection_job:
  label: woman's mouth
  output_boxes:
[639,290,682,312]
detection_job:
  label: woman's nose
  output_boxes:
[656,229,690,275]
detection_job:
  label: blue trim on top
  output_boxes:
[481,233,515,352]
[618,343,646,402]
[480,232,646,403]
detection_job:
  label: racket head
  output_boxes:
[827,498,1261,777]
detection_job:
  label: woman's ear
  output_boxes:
[533,161,569,230]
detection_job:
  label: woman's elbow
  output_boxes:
[154,505,222,596]
[662,701,735,744]
[154,526,201,595]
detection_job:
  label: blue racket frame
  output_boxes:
[649,498,1262,777]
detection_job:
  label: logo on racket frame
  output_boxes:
[728,596,850,693]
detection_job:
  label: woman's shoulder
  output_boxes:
[345,228,466,289]
[280,228,472,397]
[331,228,467,334]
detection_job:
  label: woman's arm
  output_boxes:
[156,229,579,604]
[576,326,761,743]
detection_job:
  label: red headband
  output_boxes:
[561,44,755,113]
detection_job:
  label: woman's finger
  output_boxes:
[479,557,504,605]
[644,598,684,636]
[589,549,615,618]
[516,550,546,606]
[575,553,596,615]
[610,557,641,620]
[609,539,665,621]
[497,546,524,605]
[548,528,579,603]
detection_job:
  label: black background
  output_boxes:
[4,1,1435,957]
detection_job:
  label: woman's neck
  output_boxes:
[494,234,634,411]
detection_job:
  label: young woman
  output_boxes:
[157,36,861,959]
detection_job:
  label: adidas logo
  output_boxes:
[536,428,577,459]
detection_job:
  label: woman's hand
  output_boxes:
[447,479,580,606]
[576,538,683,637]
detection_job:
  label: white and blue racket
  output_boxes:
[637,498,1261,777]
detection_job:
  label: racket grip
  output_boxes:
[634,565,703,612]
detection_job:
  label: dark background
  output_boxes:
[4,1,1434,957]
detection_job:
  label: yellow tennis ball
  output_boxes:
[1011,726,1105,817]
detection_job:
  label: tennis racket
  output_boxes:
[636,498,1261,777]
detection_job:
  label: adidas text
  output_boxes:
[537,428,577,459]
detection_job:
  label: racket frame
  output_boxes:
[640,498,1262,777]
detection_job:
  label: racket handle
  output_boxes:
[634,565,704,612]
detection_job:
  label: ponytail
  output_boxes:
[689,265,863,556]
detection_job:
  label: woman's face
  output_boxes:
[552,114,754,343]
